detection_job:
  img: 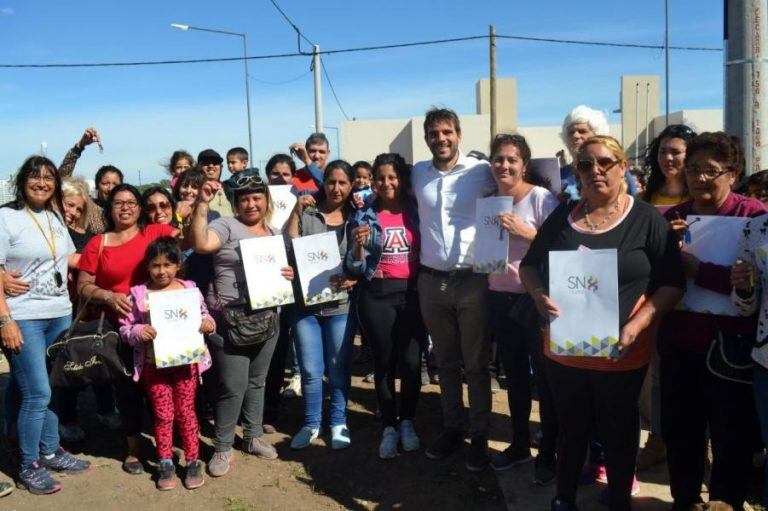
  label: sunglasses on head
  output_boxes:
[233,173,265,190]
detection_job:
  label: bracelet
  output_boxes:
[103,290,114,307]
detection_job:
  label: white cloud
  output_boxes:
[0,7,15,16]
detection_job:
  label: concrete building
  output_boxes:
[339,75,723,166]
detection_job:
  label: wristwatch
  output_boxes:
[0,315,13,328]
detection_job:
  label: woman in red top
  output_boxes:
[77,183,178,475]
[346,153,422,460]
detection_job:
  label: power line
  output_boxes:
[496,33,721,52]
[267,0,314,49]
[319,56,350,120]
[247,69,311,84]
[0,33,722,68]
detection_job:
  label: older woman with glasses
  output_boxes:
[77,183,178,476]
[660,132,766,510]
[520,135,685,511]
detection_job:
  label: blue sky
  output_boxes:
[0,0,723,183]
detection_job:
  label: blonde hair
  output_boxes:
[578,135,629,194]
[61,177,93,230]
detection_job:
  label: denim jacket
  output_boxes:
[345,196,419,281]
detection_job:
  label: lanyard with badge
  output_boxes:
[25,207,64,287]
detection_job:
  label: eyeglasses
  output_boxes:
[30,174,56,184]
[112,199,139,210]
[685,166,732,180]
[576,157,621,174]
[233,173,265,190]
[146,201,171,213]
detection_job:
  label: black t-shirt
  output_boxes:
[68,227,95,254]
[521,198,685,327]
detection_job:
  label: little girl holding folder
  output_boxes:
[118,237,215,492]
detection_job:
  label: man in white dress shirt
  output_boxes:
[412,107,496,472]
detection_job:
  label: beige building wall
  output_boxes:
[339,74,722,168]
[650,109,724,137]
[620,75,660,163]
[476,78,518,133]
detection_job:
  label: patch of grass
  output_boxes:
[224,496,257,511]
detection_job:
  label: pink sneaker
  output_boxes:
[598,475,640,506]
[579,463,608,485]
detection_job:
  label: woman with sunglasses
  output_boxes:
[520,135,685,511]
[660,132,766,510]
[191,173,294,477]
[77,184,179,476]
[142,187,176,227]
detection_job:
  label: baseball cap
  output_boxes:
[197,149,223,164]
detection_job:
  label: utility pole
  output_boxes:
[725,0,767,176]
[242,33,254,165]
[664,0,670,125]
[489,25,497,140]
[313,45,323,134]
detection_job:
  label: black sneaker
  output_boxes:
[39,448,91,474]
[551,497,579,511]
[17,462,61,495]
[534,454,557,486]
[465,436,490,473]
[425,428,464,460]
[490,444,533,471]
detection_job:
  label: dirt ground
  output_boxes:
[0,348,743,511]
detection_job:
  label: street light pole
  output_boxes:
[171,23,254,163]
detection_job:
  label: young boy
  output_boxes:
[222,146,259,203]
[351,160,374,204]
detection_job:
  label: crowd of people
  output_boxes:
[0,104,767,511]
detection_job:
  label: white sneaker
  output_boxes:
[399,420,420,452]
[379,427,399,459]
[97,410,122,430]
[59,423,85,443]
[282,375,302,399]
[290,426,319,450]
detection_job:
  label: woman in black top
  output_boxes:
[520,135,684,511]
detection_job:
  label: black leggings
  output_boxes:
[356,279,421,428]
[546,359,646,511]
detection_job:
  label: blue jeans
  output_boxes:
[5,315,71,467]
[754,364,768,506]
[292,312,355,428]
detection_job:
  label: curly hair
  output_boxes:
[685,132,746,178]
[641,124,697,202]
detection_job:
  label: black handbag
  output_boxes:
[706,331,755,385]
[221,303,278,347]
[47,297,131,389]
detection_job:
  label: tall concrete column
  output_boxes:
[725,0,767,175]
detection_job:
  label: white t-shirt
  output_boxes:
[0,206,75,320]
[488,186,559,293]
